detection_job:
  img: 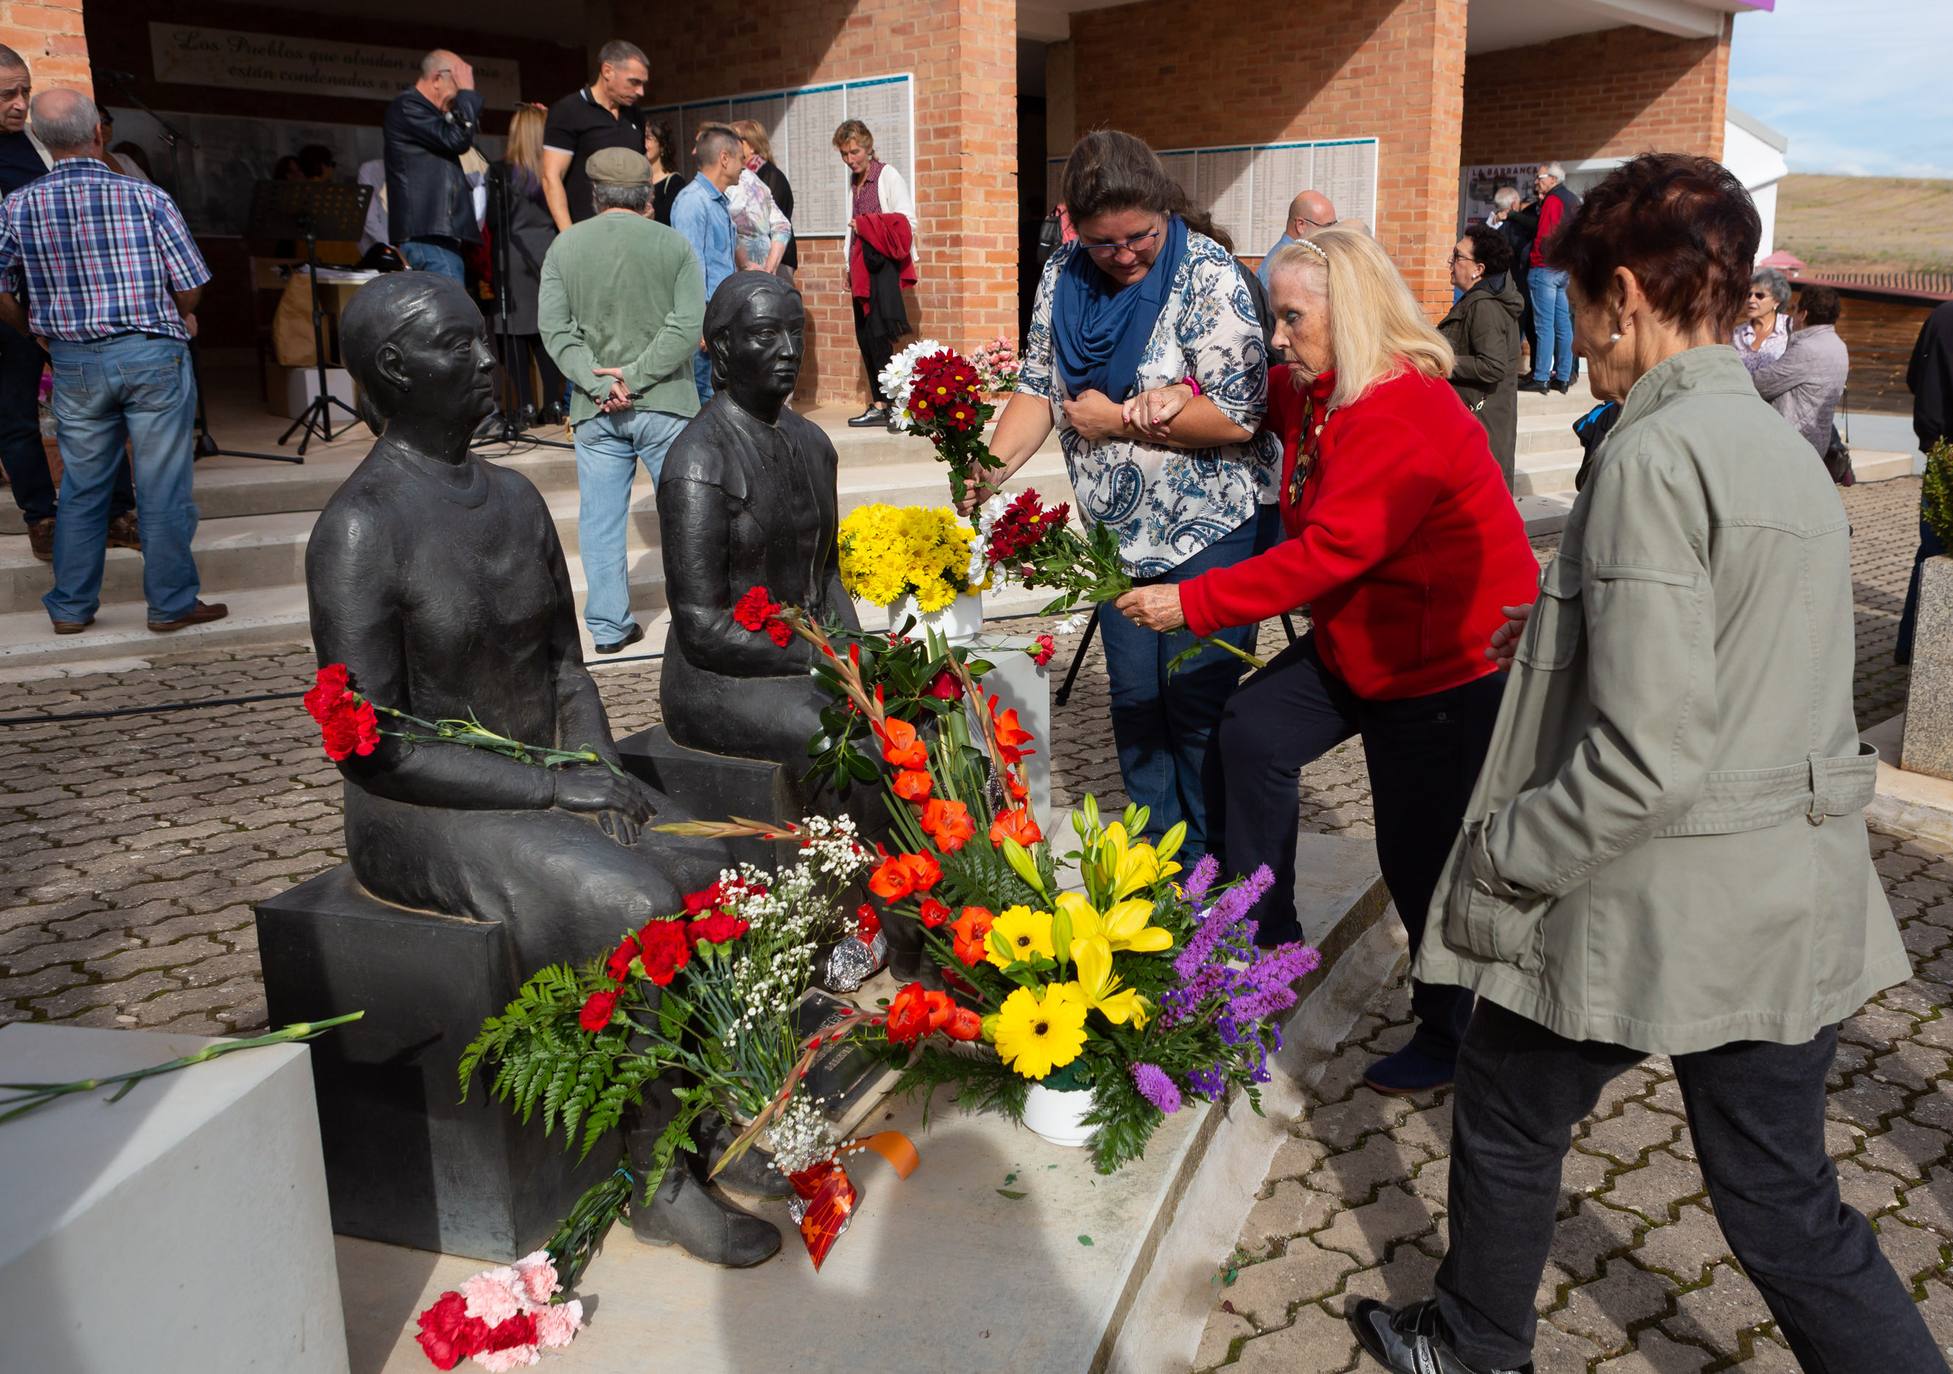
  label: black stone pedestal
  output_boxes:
[616,724,798,865]
[255,866,615,1263]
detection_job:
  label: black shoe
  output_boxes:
[515,404,538,430]
[628,1150,781,1267]
[698,1112,793,1201]
[847,405,890,428]
[1363,1044,1456,1096]
[1350,1299,1533,1374]
[594,623,646,656]
[537,403,564,427]
[1517,378,1550,395]
[1549,377,1570,394]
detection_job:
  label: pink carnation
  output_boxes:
[473,1346,540,1372]
[458,1267,524,1327]
[510,1250,559,1306]
[532,1300,584,1349]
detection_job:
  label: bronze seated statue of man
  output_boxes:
[306,271,777,1267]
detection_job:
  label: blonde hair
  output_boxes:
[1268,226,1452,411]
[505,105,546,182]
[730,118,773,163]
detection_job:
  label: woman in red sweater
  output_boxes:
[1116,228,1539,1093]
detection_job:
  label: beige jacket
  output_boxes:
[1414,345,1909,1055]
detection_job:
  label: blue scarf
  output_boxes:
[1052,214,1189,403]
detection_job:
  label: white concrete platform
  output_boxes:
[1866,712,1953,852]
[334,831,1387,1374]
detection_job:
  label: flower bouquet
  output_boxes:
[414,1249,584,1371]
[837,503,986,629]
[879,339,1004,499]
[969,336,1021,395]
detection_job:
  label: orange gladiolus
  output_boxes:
[892,769,933,802]
[918,897,951,928]
[989,700,1035,765]
[871,851,942,903]
[950,906,995,966]
[989,805,1043,848]
[876,717,929,769]
[920,797,976,853]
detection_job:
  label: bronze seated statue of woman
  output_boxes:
[306,271,776,1267]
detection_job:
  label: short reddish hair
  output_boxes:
[1545,152,1760,336]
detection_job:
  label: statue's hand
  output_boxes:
[553,768,653,838]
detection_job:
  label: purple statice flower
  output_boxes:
[1182,853,1221,904]
[1187,1066,1227,1100]
[1173,865,1273,980]
[1159,962,1238,1026]
[1130,1062,1183,1115]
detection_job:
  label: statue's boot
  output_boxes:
[626,1079,780,1267]
[881,905,943,988]
[697,1110,793,1201]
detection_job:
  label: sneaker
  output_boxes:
[147,600,229,633]
[1363,1043,1456,1095]
[1516,378,1550,395]
[107,511,142,550]
[846,405,890,428]
[1350,1299,1533,1374]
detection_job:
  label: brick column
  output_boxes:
[5,0,92,92]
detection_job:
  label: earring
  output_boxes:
[1608,332,1622,343]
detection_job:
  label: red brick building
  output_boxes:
[25,0,1769,405]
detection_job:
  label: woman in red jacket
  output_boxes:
[1116,228,1539,1094]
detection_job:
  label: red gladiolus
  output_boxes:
[989,805,1043,848]
[688,911,750,946]
[918,897,951,928]
[950,906,994,966]
[919,797,975,853]
[1030,634,1056,667]
[944,1005,982,1041]
[415,1291,489,1371]
[605,935,640,983]
[637,919,691,986]
[886,981,961,1046]
[869,853,917,902]
[925,668,962,701]
[579,988,620,1033]
[892,768,933,802]
[875,717,929,770]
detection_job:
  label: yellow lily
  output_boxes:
[1069,936,1150,1027]
[1095,822,1183,902]
[1055,891,1173,954]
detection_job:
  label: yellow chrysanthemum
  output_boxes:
[993,984,1089,1079]
[987,904,1055,969]
[1069,936,1150,1027]
[836,503,979,607]
[1054,891,1174,955]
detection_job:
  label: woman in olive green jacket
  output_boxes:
[1353,154,1938,1374]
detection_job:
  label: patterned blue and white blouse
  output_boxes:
[1017,233,1279,576]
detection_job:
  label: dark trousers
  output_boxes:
[854,303,896,406]
[1438,1002,1944,1372]
[1897,518,1946,665]
[0,321,132,523]
[1212,634,1504,1058]
[509,333,565,416]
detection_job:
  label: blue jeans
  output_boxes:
[45,335,200,623]
[401,238,464,279]
[1099,513,1261,861]
[574,407,687,644]
[1528,267,1573,383]
[692,349,714,403]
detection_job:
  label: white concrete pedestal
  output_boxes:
[967,632,1053,821]
[0,1023,348,1374]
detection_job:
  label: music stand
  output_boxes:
[247,180,371,457]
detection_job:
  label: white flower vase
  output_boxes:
[1022,1083,1094,1148]
[886,590,984,644]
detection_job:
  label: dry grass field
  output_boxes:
[1776,173,1953,274]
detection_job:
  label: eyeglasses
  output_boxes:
[1081,227,1161,258]
[1448,251,1477,266]
[1747,290,1773,300]
[1298,216,1336,230]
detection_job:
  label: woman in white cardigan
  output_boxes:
[834,118,915,429]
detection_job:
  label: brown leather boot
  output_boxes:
[26,516,53,562]
[107,512,141,550]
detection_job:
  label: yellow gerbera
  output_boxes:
[993,984,1089,1079]
[987,905,1055,969]
[1069,936,1150,1027]
[1054,892,1173,955]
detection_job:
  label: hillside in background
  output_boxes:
[1776,174,1953,275]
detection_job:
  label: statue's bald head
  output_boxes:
[30,89,99,155]
[341,272,473,424]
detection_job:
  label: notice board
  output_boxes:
[645,73,914,238]
[1047,137,1379,256]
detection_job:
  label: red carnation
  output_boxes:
[415,1291,489,1371]
[733,585,779,632]
[319,696,380,762]
[688,911,750,946]
[1030,634,1056,667]
[479,1310,539,1355]
[579,988,620,1033]
[605,935,640,983]
[637,919,692,986]
[766,617,793,647]
[303,663,351,724]
[682,883,725,917]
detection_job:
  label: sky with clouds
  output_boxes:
[1730,0,1953,178]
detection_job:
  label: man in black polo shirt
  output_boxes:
[541,40,648,232]
[0,44,135,561]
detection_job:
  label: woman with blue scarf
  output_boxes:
[967,129,1278,860]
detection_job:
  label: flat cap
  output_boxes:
[587,147,651,187]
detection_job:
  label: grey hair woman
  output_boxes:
[1734,265,1791,371]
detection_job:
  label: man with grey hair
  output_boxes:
[538,146,705,653]
[1256,189,1337,290]
[0,88,220,635]
[670,125,744,402]
[1485,183,1536,367]
[1519,161,1581,394]
[382,48,482,279]
[542,40,649,232]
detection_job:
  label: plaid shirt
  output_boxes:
[0,158,210,343]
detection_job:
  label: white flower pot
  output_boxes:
[886,590,984,644]
[1022,1083,1094,1148]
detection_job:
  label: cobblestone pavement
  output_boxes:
[1195,827,1953,1373]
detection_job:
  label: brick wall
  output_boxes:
[1460,20,1730,168]
[1,0,91,94]
[1063,0,1468,316]
[619,0,1019,406]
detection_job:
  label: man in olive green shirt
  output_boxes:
[539,145,705,653]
